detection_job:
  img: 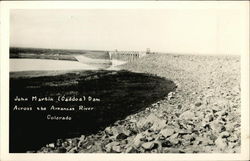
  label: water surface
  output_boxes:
[10,58,127,72]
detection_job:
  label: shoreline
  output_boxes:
[11,53,240,153]
[10,69,175,153]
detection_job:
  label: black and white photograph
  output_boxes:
[0,1,249,160]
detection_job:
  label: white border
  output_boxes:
[0,1,249,161]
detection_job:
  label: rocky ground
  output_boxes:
[34,53,241,153]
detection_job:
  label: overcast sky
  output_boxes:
[10,8,246,55]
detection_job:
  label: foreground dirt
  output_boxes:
[35,53,240,153]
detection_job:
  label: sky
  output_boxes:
[10,8,247,55]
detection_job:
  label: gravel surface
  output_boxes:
[34,53,240,153]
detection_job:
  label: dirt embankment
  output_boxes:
[35,54,240,153]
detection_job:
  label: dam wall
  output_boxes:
[109,51,146,62]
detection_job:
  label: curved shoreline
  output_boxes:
[10,69,176,153]
[37,54,240,153]
[10,53,240,153]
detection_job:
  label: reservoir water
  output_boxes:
[10,58,127,72]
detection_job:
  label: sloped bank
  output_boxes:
[31,53,240,153]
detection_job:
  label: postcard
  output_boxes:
[0,1,249,161]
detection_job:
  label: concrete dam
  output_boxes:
[75,50,147,69]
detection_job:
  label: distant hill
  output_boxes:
[9,47,110,61]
